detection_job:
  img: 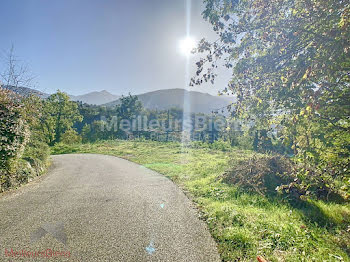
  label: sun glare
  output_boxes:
[179,36,196,56]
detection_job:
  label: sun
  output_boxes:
[179,36,196,56]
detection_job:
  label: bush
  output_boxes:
[236,133,254,150]
[22,139,50,175]
[60,128,82,144]
[278,117,350,201]
[224,151,349,202]
[277,158,349,202]
[14,159,35,184]
[0,88,50,192]
[0,88,30,172]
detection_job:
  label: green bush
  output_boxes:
[60,128,82,145]
[0,88,30,172]
[22,139,50,175]
[236,133,254,150]
[14,159,35,184]
[0,88,50,192]
[278,116,350,201]
[210,140,232,151]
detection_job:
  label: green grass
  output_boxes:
[52,140,350,262]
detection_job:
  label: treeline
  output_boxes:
[74,94,287,151]
[2,86,348,201]
[75,95,228,144]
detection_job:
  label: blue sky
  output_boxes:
[0,0,229,96]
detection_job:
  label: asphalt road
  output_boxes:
[0,154,220,261]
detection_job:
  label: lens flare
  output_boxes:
[181,0,193,150]
[179,36,196,56]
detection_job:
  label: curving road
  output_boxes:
[0,154,220,261]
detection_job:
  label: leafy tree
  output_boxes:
[113,94,143,138]
[81,124,92,143]
[116,94,143,120]
[195,0,349,124]
[81,121,108,142]
[41,91,82,145]
[75,102,105,133]
[194,0,350,198]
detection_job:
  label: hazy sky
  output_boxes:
[0,0,230,96]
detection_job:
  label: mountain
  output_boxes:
[2,86,233,114]
[2,86,119,105]
[2,85,50,98]
[104,88,233,114]
[70,90,120,105]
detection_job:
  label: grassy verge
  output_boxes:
[52,140,350,262]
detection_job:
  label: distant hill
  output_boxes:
[70,90,120,105]
[2,86,119,105]
[2,86,233,113]
[2,85,50,98]
[105,88,233,114]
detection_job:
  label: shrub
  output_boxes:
[210,140,232,151]
[236,133,254,150]
[224,152,349,201]
[277,158,349,202]
[60,128,82,144]
[14,159,35,184]
[0,88,30,172]
[278,117,350,201]
[0,88,50,192]
[22,139,50,175]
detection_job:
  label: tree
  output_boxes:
[195,0,349,122]
[114,94,143,138]
[194,0,349,198]
[0,45,35,88]
[41,91,82,145]
[116,94,143,120]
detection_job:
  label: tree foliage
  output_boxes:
[116,94,143,120]
[40,91,82,145]
[195,0,350,198]
[0,87,50,191]
[0,88,29,171]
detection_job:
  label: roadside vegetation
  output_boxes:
[1,84,349,260]
[0,89,49,192]
[1,0,349,260]
[52,140,350,261]
[0,88,80,192]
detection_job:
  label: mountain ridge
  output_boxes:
[2,85,233,114]
[69,90,120,105]
[105,88,233,114]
